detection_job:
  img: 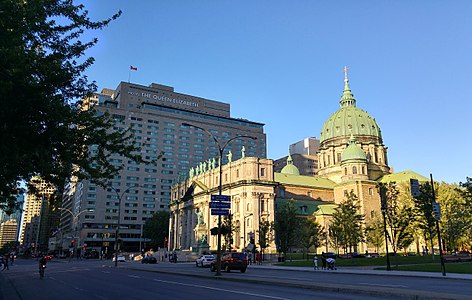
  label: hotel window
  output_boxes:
[353,166,357,174]
[236,169,239,177]
[164,122,175,127]
[260,168,265,176]
[164,128,175,133]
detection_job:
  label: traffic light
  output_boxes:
[70,239,75,248]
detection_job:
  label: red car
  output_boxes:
[210,252,248,273]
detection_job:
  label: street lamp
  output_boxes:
[58,207,94,259]
[109,185,142,267]
[378,184,391,271]
[182,122,257,276]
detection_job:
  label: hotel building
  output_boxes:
[62,82,267,252]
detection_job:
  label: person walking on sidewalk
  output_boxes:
[313,255,318,270]
[2,254,9,271]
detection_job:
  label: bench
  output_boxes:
[443,254,472,263]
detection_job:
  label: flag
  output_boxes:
[130,65,138,71]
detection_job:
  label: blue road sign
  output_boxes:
[211,209,230,216]
[211,195,231,202]
[210,202,231,209]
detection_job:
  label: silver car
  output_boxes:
[196,255,215,267]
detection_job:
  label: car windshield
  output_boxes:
[231,253,246,259]
[204,255,214,259]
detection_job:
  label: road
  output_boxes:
[1,259,471,300]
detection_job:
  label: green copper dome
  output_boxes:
[320,71,382,144]
[281,154,300,175]
[341,135,367,162]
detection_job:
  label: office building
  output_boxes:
[0,219,18,248]
[20,178,56,253]
[64,82,267,253]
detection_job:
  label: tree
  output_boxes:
[380,183,416,258]
[0,0,141,212]
[365,213,384,253]
[412,182,437,256]
[274,200,299,257]
[458,177,472,250]
[296,217,324,259]
[257,219,274,260]
[329,191,364,254]
[143,211,170,248]
[221,214,234,251]
[435,182,469,252]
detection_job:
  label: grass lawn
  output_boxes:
[375,263,472,274]
[274,255,472,274]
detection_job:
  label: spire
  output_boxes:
[287,153,293,165]
[349,133,356,144]
[340,66,356,108]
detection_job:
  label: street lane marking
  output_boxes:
[153,278,290,299]
[101,271,111,274]
[359,283,408,288]
[128,275,141,278]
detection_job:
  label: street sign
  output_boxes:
[433,202,441,221]
[211,209,230,216]
[410,178,420,197]
[210,201,231,209]
[211,195,231,202]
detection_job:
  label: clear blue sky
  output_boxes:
[81,0,471,184]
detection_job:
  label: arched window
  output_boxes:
[353,166,357,174]
[362,166,365,174]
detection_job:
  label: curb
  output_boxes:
[114,263,470,300]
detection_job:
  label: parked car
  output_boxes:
[196,255,215,267]
[210,252,247,273]
[322,252,337,259]
[366,252,381,258]
[141,255,157,264]
[84,250,99,259]
[112,255,126,262]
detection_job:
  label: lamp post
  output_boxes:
[182,122,257,276]
[378,185,391,271]
[109,185,142,267]
[58,207,94,259]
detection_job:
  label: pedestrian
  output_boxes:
[321,255,327,270]
[313,255,318,270]
[256,253,260,265]
[10,252,15,266]
[2,254,9,271]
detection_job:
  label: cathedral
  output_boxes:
[169,69,427,254]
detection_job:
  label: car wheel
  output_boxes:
[240,268,246,273]
[225,265,230,273]
[201,262,204,267]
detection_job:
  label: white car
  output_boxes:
[196,255,215,267]
[112,255,126,262]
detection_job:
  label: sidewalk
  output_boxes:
[248,262,472,280]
